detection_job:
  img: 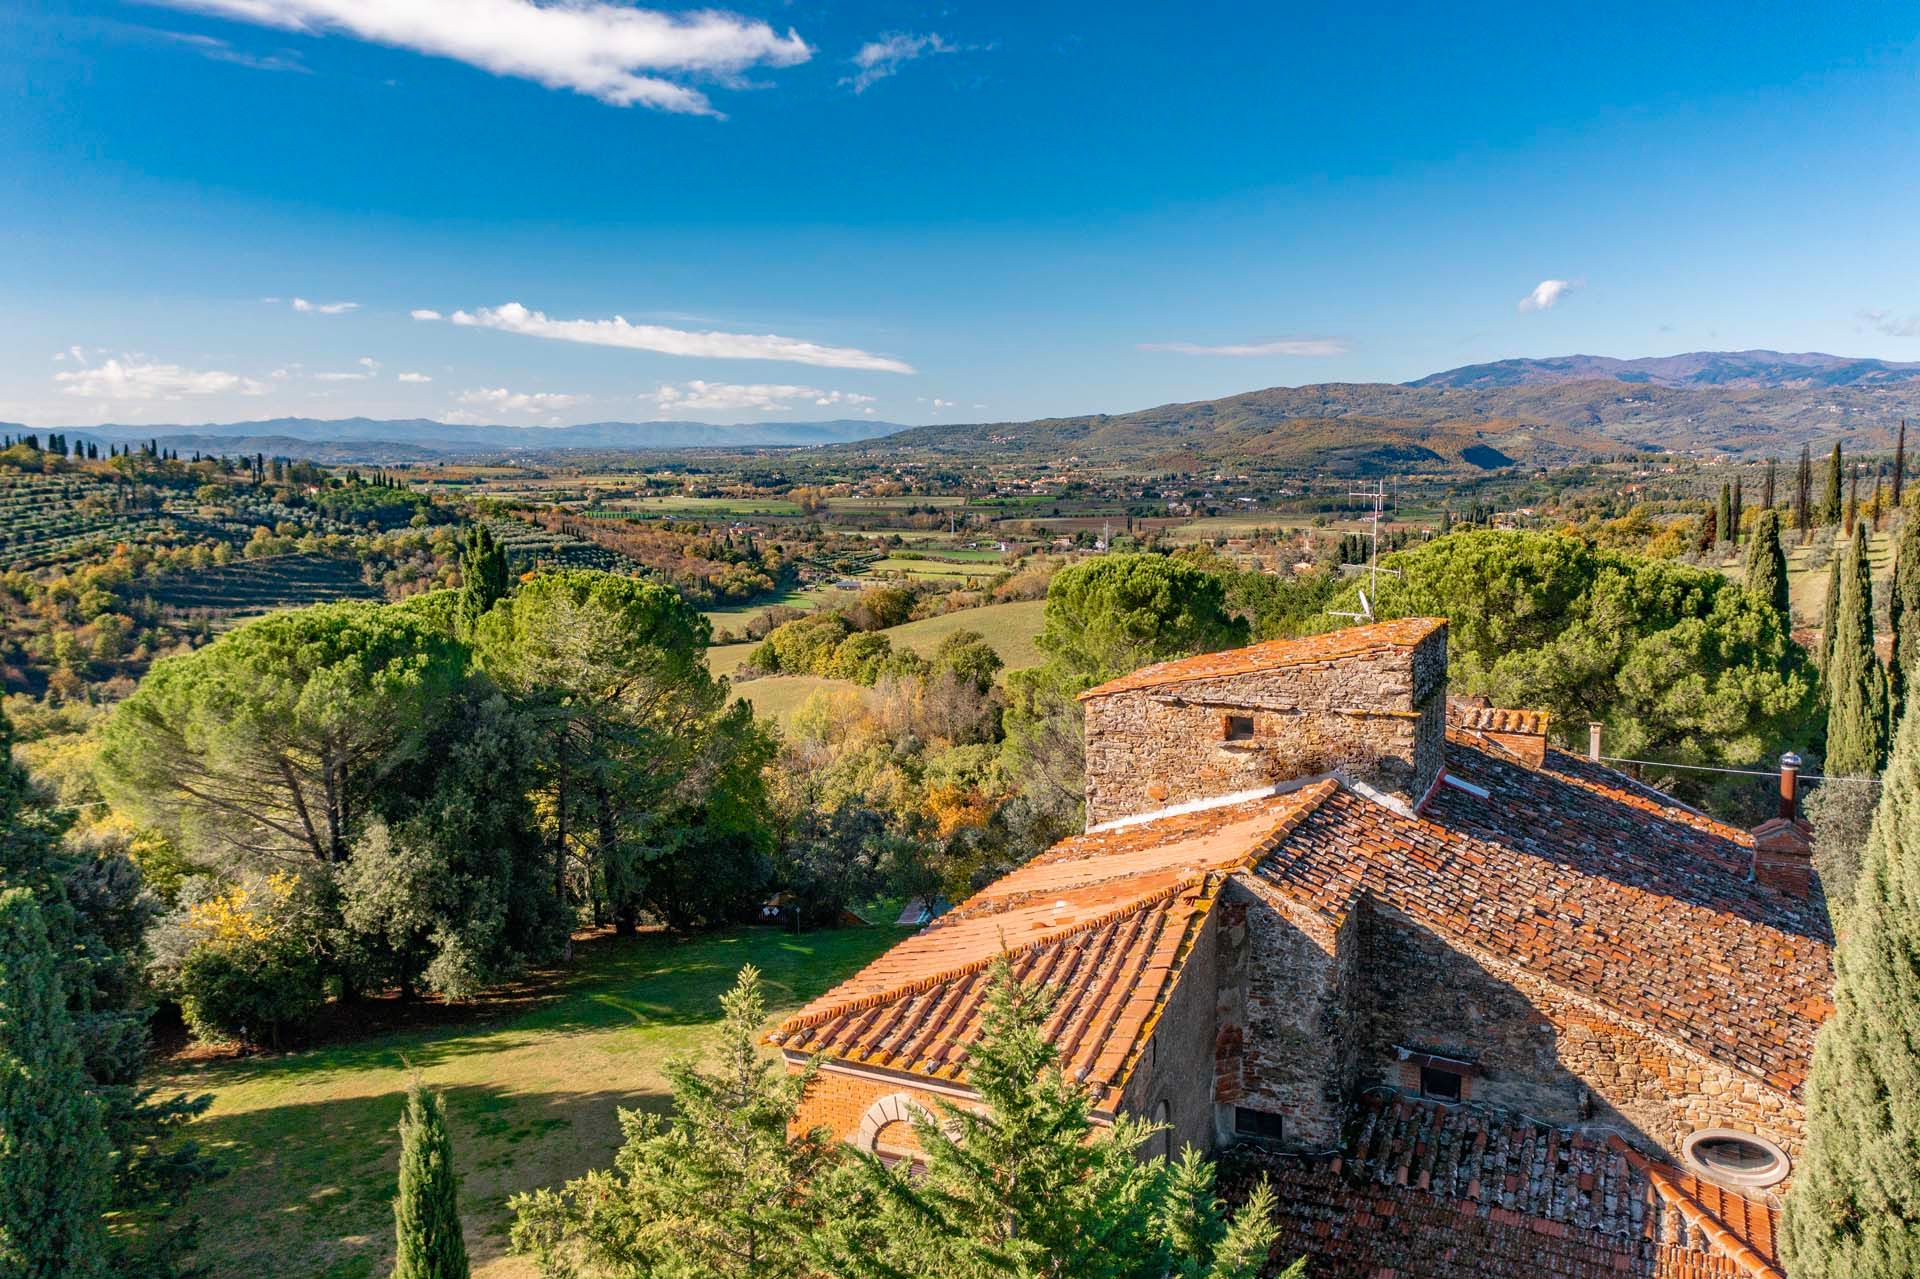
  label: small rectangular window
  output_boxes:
[1224,714,1255,743]
[1420,1066,1463,1103]
[1234,1107,1284,1142]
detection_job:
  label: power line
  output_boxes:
[1595,754,1880,785]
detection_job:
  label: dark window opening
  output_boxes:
[1419,1066,1463,1103]
[1235,1107,1284,1142]
[1224,714,1255,743]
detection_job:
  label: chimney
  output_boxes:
[1750,752,1814,897]
[1588,722,1603,762]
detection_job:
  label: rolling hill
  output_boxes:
[1410,349,1920,390]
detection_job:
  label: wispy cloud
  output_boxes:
[150,0,811,115]
[649,382,875,413]
[396,371,433,383]
[457,386,586,414]
[290,296,359,314]
[152,29,309,73]
[55,356,266,401]
[1138,337,1348,357]
[431,301,914,373]
[313,357,381,381]
[844,32,956,93]
[1858,308,1920,338]
[1518,279,1577,312]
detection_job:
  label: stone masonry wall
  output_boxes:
[1356,909,1805,1168]
[1212,876,1366,1148]
[1119,903,1223,1159]
[1083,627,1448,827]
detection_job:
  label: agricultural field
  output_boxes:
[597,495,802,517]
[143,553,383,620]
[731,673,879,725]
[155,925,904,1279]
[883,598,1048,670]
[0,471,173,568]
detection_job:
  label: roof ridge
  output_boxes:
[1077,616,1446,700]
[1607,1137,1784,1279]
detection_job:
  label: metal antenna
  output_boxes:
[1328,477,1398,624]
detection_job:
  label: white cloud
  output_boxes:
[397,371,433,383]
[1859,309,1920,338]
[153,29,309,73]
[312,356,381,381]
[1518,279,1576,312]
[55,356,267,401]
[649,381,866,413]
[448,301,914,373]
[1138,337,1348,357]
[290,296,359,314]
[410,308,444,321]
[844,32,955,92]
[457,386,586,414]
[152,0,811,115]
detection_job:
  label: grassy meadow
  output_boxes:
[155,925,905,1279]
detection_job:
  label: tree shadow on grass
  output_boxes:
[178,1081,668,1279]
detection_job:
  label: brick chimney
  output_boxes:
[1078,618,1449,827]
[1750,752,1815,896]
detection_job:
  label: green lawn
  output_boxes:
[883,599,1047,670]
[154,926,904,1279]
[731,674,879,725]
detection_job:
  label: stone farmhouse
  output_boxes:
[769,617,1834,1278]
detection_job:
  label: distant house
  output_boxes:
[893,896,951,928]
[771,618,1825,1278]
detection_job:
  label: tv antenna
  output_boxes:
[1328,477,1398,623]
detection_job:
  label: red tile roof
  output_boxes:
[1255,737,1834,1097]
[1078,616,1446,700]
[1448,701,1551,736]
[769,785,1334,1108]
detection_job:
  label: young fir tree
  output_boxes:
[1826,531,1891,778]
[1782,703,1920,1277]
[392,1081,469,1279]
[1745,509,1791,623]
[509,966,833,1278]
[0,888,111,1279]
[812,958,1290,1279]
[457,525,510,636]
[1824,442,1846,527]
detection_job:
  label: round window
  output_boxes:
[1681,1129,1789,1188]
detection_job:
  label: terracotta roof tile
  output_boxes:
[769,785,1336,1106]
[1255,737,1833,1096]
[1078,616,1446,700]
[1447,700,1551,736]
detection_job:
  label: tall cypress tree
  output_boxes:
[1746,509,1791,623]
[1897,420,1909,509]
[1731,476,1744,543]
[1783,703,1920,1277]
[1825,443,1846,527]
[1891,511,1920,724]
[1824,548,1845,671]
[456,525,510,636]
[1827,531,1891,777]
[1798,444,1815,538]
[1846,466,1862,536]
[1718,482,1733,549]
[0,889,111,1279]
[392,1081,469,1279]
[1764,457,1778,510]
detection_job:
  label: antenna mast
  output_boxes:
[1329,477,1395,623]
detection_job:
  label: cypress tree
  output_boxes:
[1718,482,1733,548]
[1827,532,1891,777]
[0,889,110,1279]
[1782,703,1920,1277]
[1746,509,1791,623]
[392,1081,468,1279]
[1731,476,1744,542]
[1897,420,1909,509]
[1891,512,1920,723]
[1798,444,1814,538]
[1846,466,1861,536]
[1825,443,1846,527]
[1764,457,1778,510]
[457,525,510,636]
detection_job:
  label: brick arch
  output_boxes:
[853,1092,935,1153]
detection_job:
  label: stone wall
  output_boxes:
[1212,876,1365,1148]
[1354,908,1805,1169]
[1119,902,1224,1158]
[1083,626,1448,826]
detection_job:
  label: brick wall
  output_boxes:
[1083,626,1448,826]
[787,1060,973,1153]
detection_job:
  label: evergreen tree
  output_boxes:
[1782,703,1920,1277]
[1824,442,1846,527]
[1717,482,1733,548]
[1697,503,1718,554]
[1846,466,1862,536]
[1797,444,1814,538]
[1764,457,1778,510]
[1896,420,1908,508]
[1746,509,1791,622]
[1731,476,1744,542]
[392,1081,469,1279]
[0,888,111,1279]
[1827,532,1891,777]
[510,966,832,1278]
[812,958,1286,1279]
[1824,549,1845,672]
[456,525,510,636]
[1891,511,1920,723]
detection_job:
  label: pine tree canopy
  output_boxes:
[1783,703,1920,1278]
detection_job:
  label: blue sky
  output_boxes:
[4,1,1919,429]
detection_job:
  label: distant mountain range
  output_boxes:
[13,352,1920,471]
[0,416,907,463]
[1409,349,1920,390]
